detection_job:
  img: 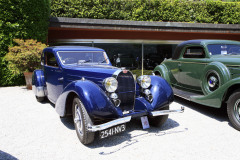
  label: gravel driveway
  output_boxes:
[1,86,240,160]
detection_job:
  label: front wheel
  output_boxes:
[227,91,240,131]
[148,106,169,127]
[72,97,95,144]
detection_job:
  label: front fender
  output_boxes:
[153,64,171,84]
[148,76,174,110]
[55,80,123,119]
[191,77,240,108]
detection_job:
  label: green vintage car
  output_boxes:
[153,40,240,130]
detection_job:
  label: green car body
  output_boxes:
[154,40,240,130]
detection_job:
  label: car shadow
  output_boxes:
[86,118,187,151]
[174,96,228,122]
[60,116,75,130]
[60,115,187,151]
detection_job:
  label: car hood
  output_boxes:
[211,55,240,66]
[63,64,119,87]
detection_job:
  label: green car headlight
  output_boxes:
[103,77,118,92]
[137,75,151,89]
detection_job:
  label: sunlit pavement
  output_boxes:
[0,86,239,160]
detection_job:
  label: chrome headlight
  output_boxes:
[137,75,151,89]
[103,77,118,92]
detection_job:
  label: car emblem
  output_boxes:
[123,70,128,73]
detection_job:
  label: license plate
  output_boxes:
[99,124,126,139]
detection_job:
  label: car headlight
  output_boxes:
[103,77,118,92]
[137,75,151,89]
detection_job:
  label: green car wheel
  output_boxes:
[201,62,230,95]
[227,90,240,131]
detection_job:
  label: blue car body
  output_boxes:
[32,46,183,144]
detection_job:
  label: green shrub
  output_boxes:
[5,39,47,74]
[0,0,50,86]
[51,0,240,24]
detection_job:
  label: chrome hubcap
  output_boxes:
[206,71,220,92]
[74,104,83,136]
[208,76,218,88]
[234,99,240,122]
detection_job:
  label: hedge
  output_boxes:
[0,0,50,86]
[51,0,240,24]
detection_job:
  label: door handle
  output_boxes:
[178,63,182,72]
[58,77,64,82]
[55,70,62,73]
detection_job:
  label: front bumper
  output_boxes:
[150,106,184,116]
[87,116,132,132]
[87,106,184,132]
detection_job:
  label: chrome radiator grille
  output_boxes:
[115,71,135,112]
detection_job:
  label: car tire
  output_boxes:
[201,62,230,95]
[72,96,95,145]
[227,91,240,131]
[36,96,45,102]
[148,106,169,127]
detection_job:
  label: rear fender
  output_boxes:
[55,80,123,119]
[32,69,47,97]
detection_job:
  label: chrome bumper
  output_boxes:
[150,106,184,117]
[33,86,47,97]
[87,116,131,132]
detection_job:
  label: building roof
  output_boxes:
[50,17,240,34]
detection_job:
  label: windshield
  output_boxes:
[57,51,110,65]
[207,44,240,56]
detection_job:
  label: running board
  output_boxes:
[173,87,203,100]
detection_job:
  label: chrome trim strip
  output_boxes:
[169,60,207,65]
[87,116,131,132]
[150,106,184,116]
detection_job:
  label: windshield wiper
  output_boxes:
[228,52,240,55]
[99,58,108,64]
[78,59,91,65]
[84,59,91,63]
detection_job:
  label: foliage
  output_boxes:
[5,39,47,74]
[51,0,240,24]
[0,0,50,86]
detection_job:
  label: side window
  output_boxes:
[41,52,44,65]
[183,47,205,58]
[45,52,59,67]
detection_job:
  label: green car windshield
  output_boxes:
[207,44,240,56]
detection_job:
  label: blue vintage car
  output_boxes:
[32,46,183,144]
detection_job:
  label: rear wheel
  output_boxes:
[148,106,169,127]
[36,96,45,102]
[72,97,95,144]
[227,91,240,131]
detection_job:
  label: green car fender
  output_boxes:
[192,77,240,108]
[201,61,231,95]
[153,64,171,84]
